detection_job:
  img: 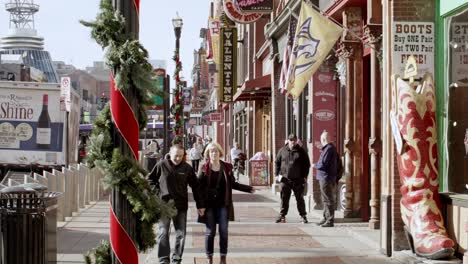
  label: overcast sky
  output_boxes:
[0,0,212,86]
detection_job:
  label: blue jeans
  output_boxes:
[205,207,229,256]
[157,210,187,264]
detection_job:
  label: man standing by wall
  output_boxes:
[315,131,338,227]
[274,134,311,224]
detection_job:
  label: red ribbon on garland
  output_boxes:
[110,75,139,160]
[109,1,140,263]
[109,203,138,264]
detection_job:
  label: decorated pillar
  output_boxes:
[340,7,364,218]
[364,24,382,229]
[338,42,356,218]
[110,1,140,263]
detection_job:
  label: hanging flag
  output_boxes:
[284,1,343,99]
[206,26,213,60]
[279,15,298,96]
[208,17,220,64]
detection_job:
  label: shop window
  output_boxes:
[447,8,468,194]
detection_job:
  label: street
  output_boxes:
[56,175,412,264]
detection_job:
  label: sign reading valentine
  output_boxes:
[312,71,338,164]
[219,26,237,102]
[236,0,273,13]
[223,0,262,24]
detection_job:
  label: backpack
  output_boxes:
[336,155,344,182]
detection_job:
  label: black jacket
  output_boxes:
[147,158,203,210]
[198,160,252,213]
[274,145,311,182]
[316,143,338,182]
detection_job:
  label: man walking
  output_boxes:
[315,131,339,227]
[148,144,205,264]
[274,133,311,224]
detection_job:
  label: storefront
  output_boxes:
[435,0,468,260]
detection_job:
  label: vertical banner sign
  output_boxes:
[312,71,337,164]
[219,26,237,102]
[451,22,468,84]
[392,22,434,77]
[208,18,221,64]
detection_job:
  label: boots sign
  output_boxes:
[392,22,434,77]
[219,26,237,103]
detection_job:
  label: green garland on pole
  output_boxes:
[81,0,176,262]
[171,50,184,145]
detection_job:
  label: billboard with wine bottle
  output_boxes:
[0,81,66,166]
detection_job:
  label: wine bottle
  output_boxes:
[36,94,51,149]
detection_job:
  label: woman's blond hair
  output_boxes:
[204,142,224,159]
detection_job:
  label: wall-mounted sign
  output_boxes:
[209,112,222,122]
[236,0,273,13]
[312,71,338,164]
[392,22,434,77]
[223,0,262,24]
[60,77,71,112]
[219,26,237,103]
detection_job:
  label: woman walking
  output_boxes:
[198,142,255,264]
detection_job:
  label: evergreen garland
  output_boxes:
[80,0,176,262]
[171,49,184,145]
[84,240,111,264]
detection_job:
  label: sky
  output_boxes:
[0,0,212,86]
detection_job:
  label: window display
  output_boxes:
[447,8,468,194]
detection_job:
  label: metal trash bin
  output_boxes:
[0,183,62,264]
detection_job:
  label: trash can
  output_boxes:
[0,183,62,264]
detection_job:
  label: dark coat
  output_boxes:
[274,145,311,183]
[198,160,252,221]
[147,158,203,210]
[315,143,338,182]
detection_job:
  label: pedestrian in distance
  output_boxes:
[314,131,339,227]
[189,142,203,173]
[202,136,213,158]
[147,144,205,264]
[274,133,311,224]
[230,142,242,164]
[197,142,255,264]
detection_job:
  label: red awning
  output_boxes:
[233,74,271,101]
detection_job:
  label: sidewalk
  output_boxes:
[56,173,427,264]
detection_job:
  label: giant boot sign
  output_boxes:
[391,56,454,260]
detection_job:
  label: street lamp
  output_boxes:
[171,13,184,146]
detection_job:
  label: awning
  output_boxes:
[233,74,271,101]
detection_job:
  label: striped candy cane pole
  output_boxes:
[109,1,140,263]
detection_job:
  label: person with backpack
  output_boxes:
[314,131,340,227]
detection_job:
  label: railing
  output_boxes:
[0,163,107,222]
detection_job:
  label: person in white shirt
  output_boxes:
[189,142,203,172]
[230,142,242,163]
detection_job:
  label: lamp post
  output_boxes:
[171,13,184,146]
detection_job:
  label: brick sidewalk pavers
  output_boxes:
[58,189,412,264]
[194,256,345,264]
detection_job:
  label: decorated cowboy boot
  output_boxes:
[394,73,455,260]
